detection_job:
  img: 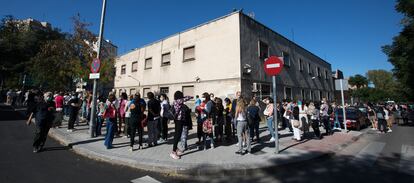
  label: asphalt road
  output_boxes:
[0,104,183,183]
[1,104,413,183]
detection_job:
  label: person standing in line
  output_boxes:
[230,91,242,139]
[385,105,393,132]
[118,93,128,136]
[375,106,387,133]
[292,101,301,141]
[104,93,118,149]
[194,95,201,111]
[96,96,105,136]
[213,97,224,142]
[298,101,309,138]
[367,105,376,130]
[201,92,215,149]
[159,94,170,143]
[235,99,251,155]
[224,98,233,141]
[124,94,134,138]
[310,102,321,139]
[129,93,144,151]
[332,102,341,131]
[29,92,55,153]
[147,92,161,147]
[63,92,70,117]
[263,97,276,142]
[179,102,193,152]
[320,99,332,136]
[53,92,64,128]
[67,93,81,132]
[170,91,192,159]
[247,99,261,142]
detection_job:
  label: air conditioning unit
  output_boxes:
[252,83,258,92]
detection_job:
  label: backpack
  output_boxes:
[376,110,385,120]
[183,105,193,130]
[247,106,259,126]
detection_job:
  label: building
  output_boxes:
[12,18,52,31]
[115,11,334,103]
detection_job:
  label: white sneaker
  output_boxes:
[236,143,240,147]
[388,129,392,132]
[269,137,275,142]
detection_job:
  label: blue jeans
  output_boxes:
[333,114,340,129]
[104,118,117,149]
[267,116,275,139]
[96,116,103,136]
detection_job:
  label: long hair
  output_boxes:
[236,99,246,117]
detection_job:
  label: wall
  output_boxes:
[239,13,334,102]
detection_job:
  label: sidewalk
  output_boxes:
[49,117,363,176]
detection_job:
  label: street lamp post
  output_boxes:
[89,0,107,138]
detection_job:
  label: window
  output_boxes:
[301,89,305,101]
[284,87,292,100]
[282,52,290,67]
[130,88,136,95]
[310,90,313,101]
[183,46,195,62]
[317,67,321,77]
[118,89,123,97]
[131,61,138,72]
[161,52,171,66]
[182,85,194,97]
[325,70,329,80]
[299,59,304,71]
[143,88,151,98]
[258,41,269,60]
[319,90,323,101]
[308,63,312,75]
[144,58,152,70]
[160,87,169,94]
[121,65,126,75]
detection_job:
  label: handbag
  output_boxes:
[292,119,300,128]
[202,118,213,134]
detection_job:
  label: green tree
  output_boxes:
[382,0,414,101]
[348,74,368,89]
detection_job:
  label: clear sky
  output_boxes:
[1,0,403,77]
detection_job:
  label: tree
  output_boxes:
[348,74,368,89]
[382,0,414,101]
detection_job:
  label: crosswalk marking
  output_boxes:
[399,144,414,176]
[130,175,162,183]
[352,142,386,167]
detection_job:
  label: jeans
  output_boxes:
[53,111,63,127]
[96,116,103,136]
[147,120,159,145]
[129,118,143,147]
[378,119,387,132]
[104,118,117,149]
[249,120,259,140]
[33,124,51,149]
[267,116,275,139]
[333,114,340,129]
[311,119,321,138]
[179,126,188,151]
[124,117,130,136]
[173,120,183,152]
[68,109,78,129]
[161,117,169,140]
[322,116,331,135]
[237,121,251,152]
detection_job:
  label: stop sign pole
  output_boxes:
[264,56,284,154]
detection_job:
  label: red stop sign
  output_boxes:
[264,56,284,76]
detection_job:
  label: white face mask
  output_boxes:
[200,98,205,102]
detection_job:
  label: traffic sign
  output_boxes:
[90,58,101,73]
[89,73,100,79]
[264,56,284,76]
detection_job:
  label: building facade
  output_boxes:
[115,11,333,102]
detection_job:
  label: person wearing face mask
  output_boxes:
[28,92,56,153]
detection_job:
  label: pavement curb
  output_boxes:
[48,128,330,177]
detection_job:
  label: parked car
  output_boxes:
[330,107,370,131]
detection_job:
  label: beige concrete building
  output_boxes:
[115,11,333,102]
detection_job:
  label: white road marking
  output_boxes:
[352,142,385,167]
[130,175,162,183]
[266,63,280,69]
[399,144,414,176]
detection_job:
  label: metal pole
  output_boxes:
[90,0,107,138]
[340,79,347,132]
[272,75,279,154]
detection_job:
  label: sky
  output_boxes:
[0,0,403,77]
